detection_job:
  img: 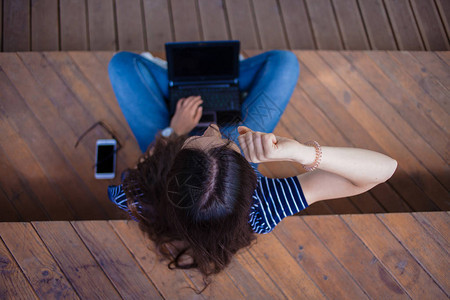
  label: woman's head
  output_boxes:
[122,124,258,285]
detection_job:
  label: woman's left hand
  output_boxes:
[170,96,203,135]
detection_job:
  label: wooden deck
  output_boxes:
[0,50,449,222]
[0,212,448,299]
[1,0,449,52]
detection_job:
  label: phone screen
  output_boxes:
[96,145,115,173]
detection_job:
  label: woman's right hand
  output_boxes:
[237,126,303,163]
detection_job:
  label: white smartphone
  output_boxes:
[95,139,117,179]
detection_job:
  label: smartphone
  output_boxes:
[95,139,117,179]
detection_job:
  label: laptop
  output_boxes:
[165,41,241,129]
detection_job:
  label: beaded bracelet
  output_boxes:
[303,141,322,172]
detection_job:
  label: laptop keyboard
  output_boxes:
[170,87,240,112]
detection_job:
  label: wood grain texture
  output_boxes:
[304,0,343,50]
[304,215,409,298]
[171,0,201,41]
[72,221,162,299]
[377,213,450,293]
[331,0,369,50]
[31,0,59,50]
[33,221,122,299]
[0,213,447,297]
[435,0,450,39]
[274,216,369,299]
[357,0,397,50]
[115,0,146,51]
[225,0,260,49]
[248,232,326,299]
[142,0,174,51]
[383,0,424,50]
[278,0,315,49]
[0,223,79,299]
[342,214,447,299]
[87,0,117,50]
[198,0,230,41]
[410,0,449,50]
[0,238,38,299]
[3,0,30,51]
[252,0,288,49]
[60,0,88,50]
[110,220,201,299]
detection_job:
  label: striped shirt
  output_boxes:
[108,175,308,234]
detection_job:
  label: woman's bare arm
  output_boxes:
[292,145,397,205]
[237,126,397,205]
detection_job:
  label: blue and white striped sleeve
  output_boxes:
[108,185,142,220]
[249,176,309,234]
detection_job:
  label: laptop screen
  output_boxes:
[167,41,239,83]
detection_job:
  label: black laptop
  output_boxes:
[166,41,241,128]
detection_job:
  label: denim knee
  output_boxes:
[266,50,300,79]
[108,51,138,78]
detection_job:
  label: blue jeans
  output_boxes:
[108,50,300,175]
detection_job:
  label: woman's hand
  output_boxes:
[237,126,305,163]
[170,96,203,135]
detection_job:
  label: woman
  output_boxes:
[107,50,397,284]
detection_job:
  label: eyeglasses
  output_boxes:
[74,121,123,169]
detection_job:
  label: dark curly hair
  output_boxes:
[122,128,258,289]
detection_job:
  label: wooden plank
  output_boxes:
[109,220,203,299]
[198,0,230,41]
[3,0,30,51]
[33,221,121,299]
[226,249,285,299]
[389,52,449,113]
[68,52,142,167]
[0,181,21,222]
[383,0,424,50]
[412,52,450,89]
[0,223,79,299]
[343,214,447,299]
[435,0,450,38]
[412,212,450,251]
[60,0,88,50]
[40,52,137,177]
[357,0,397,50]
[87,0,116,50]
[142,0,174,51]
[305,215,409,298]
[304,0,343,50]
[412,212,450,245]
[0,238,38,299]
[331,0,369,50]
[274,217,369,299]
[224,0,259,49]
[0,146,47,221]
[72,221,162,299]
[319,51,449,207]
[339,52,448,209]
[0,0,2,51]
[31,0,58,50]
[410,0,449,50]
[1,53,119,220]
[249,232,326,299]
[252,0,288,49]
[0,71,77,220]
[377,213,450,293]
[171,0,201,41]
[366,52,449,152]
[278,0,315,49]
[115,0,146,51]
[296,51,431,211]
